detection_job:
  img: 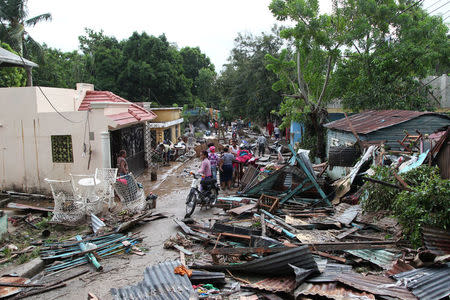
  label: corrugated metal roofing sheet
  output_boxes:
[393,263,450,300]
[110,260,195,300]
[345,249,400,269]
[244,277,297,293]
[324,110,449,134]
[307,263,353,283]
[385,259,415,276]
[79,91,157,126]
[192,245,318,276]
[295,282,376,300]
[0,47,38,68]
[336,272,416,300]
[422,226,450,255]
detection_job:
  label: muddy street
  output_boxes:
[33,158,221,300]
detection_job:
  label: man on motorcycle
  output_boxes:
[198,150,212,190]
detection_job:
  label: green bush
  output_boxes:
[393,167,450,247]
[362,165,450,248]
[362,166,399,212]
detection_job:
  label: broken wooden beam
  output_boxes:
[210,247,291,256]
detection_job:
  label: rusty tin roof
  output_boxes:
[324,110,448,134]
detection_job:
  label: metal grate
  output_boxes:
[51,135,73,163]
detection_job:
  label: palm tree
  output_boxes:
[0,0,51,55]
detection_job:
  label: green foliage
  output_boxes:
[26,28,217,106]
[180,46,217,104]
[30,44,89,88]
[267,0,345,159]
[0,42,26,87]
[362,166,399,212]
[394,167,450,247]
[218,29,284,123]
[0,0,51,56]
[331,0,449,111]
[362,166,450,247]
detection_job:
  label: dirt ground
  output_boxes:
[33,158,222,300]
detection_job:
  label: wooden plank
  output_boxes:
[210,247,291,255]
[228,203,256,215]
[312,250,346,263]
[336,227,359,240]
[7,202,53,212]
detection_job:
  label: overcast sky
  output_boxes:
[26,0,332,71]
[27,0,447,72]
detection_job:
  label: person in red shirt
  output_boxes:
[267,121,274,137]
[214,120,219,135]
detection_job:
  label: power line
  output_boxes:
[427,1,450,15]
[0,13,85,124]
[424,0,445,11]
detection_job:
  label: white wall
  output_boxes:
[36,87,78,113]
[0,87,110,194]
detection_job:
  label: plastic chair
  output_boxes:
[113,173,146,213]
[95,168,118,209]
[44,179,85,224]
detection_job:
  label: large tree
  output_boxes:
[0,0,51,55]
[30,44,89,88]
[219,29,284,122]
[332,0,449,111]
[266,0,346,159]
[117,32,192,104]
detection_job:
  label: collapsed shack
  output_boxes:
[120,128,447,299]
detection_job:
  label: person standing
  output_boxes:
[267,121,274,137]
[117,150,128,176]
[214,120,219,135]
[219,147,235,190]
[230,139,239,156]
[274,125,281,140]
[256,134,267,157]
[208,146,218,181]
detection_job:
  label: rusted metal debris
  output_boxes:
[336,272,416,300]
[422,226,450,255]
[393,263,450,300]
[244,277,297,293]
[295,282,376,300]
[193,246,318,276]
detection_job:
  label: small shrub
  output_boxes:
[393,167,450,247]
[362,165,450,248]
[361,166,400,212]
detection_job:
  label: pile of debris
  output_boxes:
[110,133,449,299]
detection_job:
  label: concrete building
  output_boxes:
[146,107,183,146]
[0,84,156,193]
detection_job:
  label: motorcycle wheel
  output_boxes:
[209,188,218,207]
[185,190,197,218]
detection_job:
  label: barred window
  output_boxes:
[51,135,74,163]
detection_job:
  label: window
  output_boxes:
[51,135,73,163]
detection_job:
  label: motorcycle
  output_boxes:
[185,171,219,218]
[269,141,282,154]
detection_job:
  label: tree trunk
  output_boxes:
[309,110,326,161]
